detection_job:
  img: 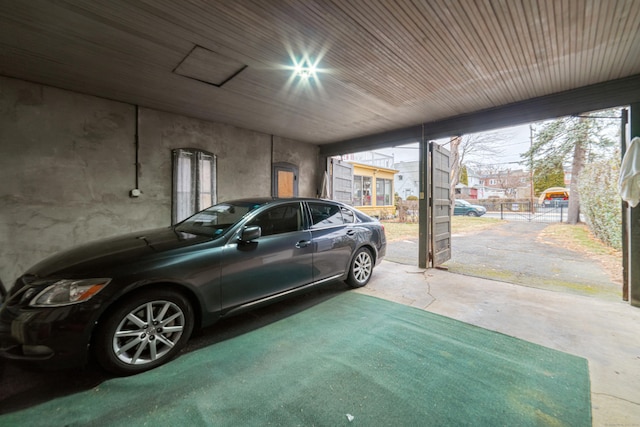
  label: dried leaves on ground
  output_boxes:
[538,223,623,285]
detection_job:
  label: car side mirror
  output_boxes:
[239,225,261,243]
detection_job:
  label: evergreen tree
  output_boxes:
[522,109,619,224]
[533,162,565,196]
[460,165,469,186]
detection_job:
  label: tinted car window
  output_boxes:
[341,207,355,223]
[309,202,346,227]
[176,202,256,237]
[248,203,302,236]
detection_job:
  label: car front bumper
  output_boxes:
[0,297,98,369]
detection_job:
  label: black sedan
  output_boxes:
[0,198,386,375]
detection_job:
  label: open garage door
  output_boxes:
[327,158,354,205]
[429,142,452,267]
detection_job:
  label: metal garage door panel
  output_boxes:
[430,142,452,266]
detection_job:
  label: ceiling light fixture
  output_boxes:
[280,46,329,94]
[293,58,318,80]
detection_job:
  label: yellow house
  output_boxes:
[348,161,398,218]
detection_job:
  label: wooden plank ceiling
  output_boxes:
[1,0,639,147]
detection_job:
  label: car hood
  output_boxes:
[27,227,213,278]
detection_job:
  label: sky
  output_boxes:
[374,123,533,169]
[371,106,629,170]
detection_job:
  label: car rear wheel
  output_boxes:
[94,289,194,376]
[346,247,373,288]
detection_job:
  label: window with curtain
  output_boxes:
[172,148,217,224]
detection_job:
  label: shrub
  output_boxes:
[396,199,419,223]
[578,154,622,250]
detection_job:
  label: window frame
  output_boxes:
[375,178,393,206]
[172,148,217,224]
[353,175,372,206]
[308,201,355,229]
[272,162,299,197]
[246,202,304,237]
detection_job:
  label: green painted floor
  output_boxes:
[0,292,590,426]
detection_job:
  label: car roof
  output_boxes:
[221,197,347,206]
[215,197,374,223]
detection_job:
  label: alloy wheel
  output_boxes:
[353,251,372,284]
[112,300,186,366]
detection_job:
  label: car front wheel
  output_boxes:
[467,211,479,217]
[346,247,373,288]
[94,289,194,376]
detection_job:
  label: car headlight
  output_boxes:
[29,278,111,307]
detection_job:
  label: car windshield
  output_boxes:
[175,202,262,237]
[457,200,470,206]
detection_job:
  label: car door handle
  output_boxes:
[346,230,356,236]
[296,240,311,248]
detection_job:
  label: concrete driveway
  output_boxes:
[385,221,622,301]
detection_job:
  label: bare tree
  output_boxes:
[458,131,508,170]
[449,136,461,209]
[483,167,530,195]
[448,131,507,203]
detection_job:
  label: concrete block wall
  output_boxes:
[0,76,320,289]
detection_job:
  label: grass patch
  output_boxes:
[539,223,620,257]
[382,216,502,241]
[452,216,503,234]
[380,221,419,241]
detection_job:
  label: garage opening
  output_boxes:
[327,140,452,270]
[329,108,628,303]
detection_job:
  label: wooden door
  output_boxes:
[272,163,298,197]
[430,142,452,267]
[277,170,295,197]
